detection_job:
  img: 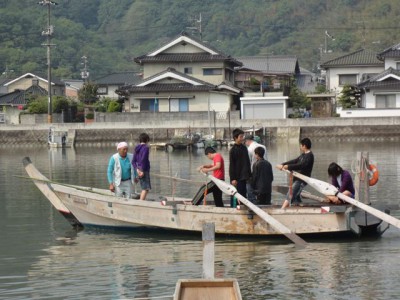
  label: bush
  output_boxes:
[85,113,94,119]
[107,101,121,112]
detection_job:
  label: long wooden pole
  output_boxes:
[286,170,400,230]
[202,173,307,247]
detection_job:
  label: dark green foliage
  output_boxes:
[338,84,361,108]
[1,0,400,78]
[107,101,121,112]
[27,96,47,114]
[78,82,98,104]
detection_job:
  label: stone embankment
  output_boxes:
[1,114,400,147]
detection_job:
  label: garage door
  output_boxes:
[243,103,283,119]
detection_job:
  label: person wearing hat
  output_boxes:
[245,134,267,203]
[107,141,137,198]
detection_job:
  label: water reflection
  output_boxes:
[2,141,400,299]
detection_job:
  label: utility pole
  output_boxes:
[324,30,335,54]
[81,56,89,82]
[187,13,202,40]
[39,0,57,124]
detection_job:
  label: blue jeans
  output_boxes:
[246,183,256,203]
[286,180,306,205]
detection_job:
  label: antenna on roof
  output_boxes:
[186,13,203,40]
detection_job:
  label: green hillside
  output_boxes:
[1,0,399,80]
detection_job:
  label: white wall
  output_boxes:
[327,66,384,94]
[337,106,400,117]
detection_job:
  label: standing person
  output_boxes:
[229,128,251,206]
[276,137,314,209]
[132,133,151,200]
[107,141,136,199]
[326,162,355,204]
[250,147,274,205]
[198,147,225,207]
[245,134,267,203]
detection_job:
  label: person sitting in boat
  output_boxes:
[250,147,273,205]
[277,137,314,209]
[198,147,225,207]
[326,162,355,204]
[132,133,151,200]
[107,141,137,199]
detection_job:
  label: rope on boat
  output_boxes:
[151,172,204,185]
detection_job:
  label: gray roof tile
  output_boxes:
[94,71,142,85]
[320,49,383,68]
[378,42,400,58]
[358,67,400,89]
[236,55,300,74]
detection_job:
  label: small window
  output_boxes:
[339,74,357,86]
[396,62,400,70]
[203,68,222,76]
[376,94,396,108]
[140,99,159,112]
[97,87,107,94]
[170,99,189,112]
[184,67,192,74]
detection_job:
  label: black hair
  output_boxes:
[204,147,216,155]
[300,137,312,149]
[328,162,343,177]
[232,128,244,140]
[254,146,265,158]
[139,133,150,143]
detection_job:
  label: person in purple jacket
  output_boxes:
[132,133,151,200]
[326,162,355,204]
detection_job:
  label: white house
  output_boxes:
[240,92,288,119]
[320,49,384,95]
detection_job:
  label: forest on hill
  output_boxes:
[1,0,400,80]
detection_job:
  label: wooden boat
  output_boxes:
[173,279,242,300]
[22,153,391,238]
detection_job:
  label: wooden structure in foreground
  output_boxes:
[174,279,242,300]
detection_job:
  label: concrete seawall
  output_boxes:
[2,115,400,147]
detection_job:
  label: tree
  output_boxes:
[78,82,98,104]
[288,77,310,117]
[338,84,361,108]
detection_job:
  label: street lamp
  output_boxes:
[38,0,57,124]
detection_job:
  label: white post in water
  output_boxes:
[202,223,215,279]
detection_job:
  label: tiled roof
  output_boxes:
[320,49,383,68]
[135,53,240,64]
[236,55,300,75]
[0,85,47,106]
[94,71,142,85]
[358,67,400,89]
[117,68,215,94]
[377,42,400,58]
[134,31,242,67]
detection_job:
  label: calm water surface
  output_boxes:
[1,141,400,299]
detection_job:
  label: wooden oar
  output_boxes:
[201,172,308,247]
[273,185,327,203]
[284,170,400,230]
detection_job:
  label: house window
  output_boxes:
[376,94,396,108]
[184,67,192,74]
[170,99,189,112]
[140,99,159,112]
[98,86,107,94]
[339,74,357,86]
[203,68,222,76]
[396,62,400,70]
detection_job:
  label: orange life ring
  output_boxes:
[368,164,379,186]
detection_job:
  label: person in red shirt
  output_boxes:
[199,147,225,207]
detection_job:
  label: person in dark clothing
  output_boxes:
[251,147,274,205]
[276,137,314,209]
[326,162,355,204]
[132,133,151,200]
[229,128,251,207]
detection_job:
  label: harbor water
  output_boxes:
[1,140,400,299]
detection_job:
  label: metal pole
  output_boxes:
[46,3,52,124]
